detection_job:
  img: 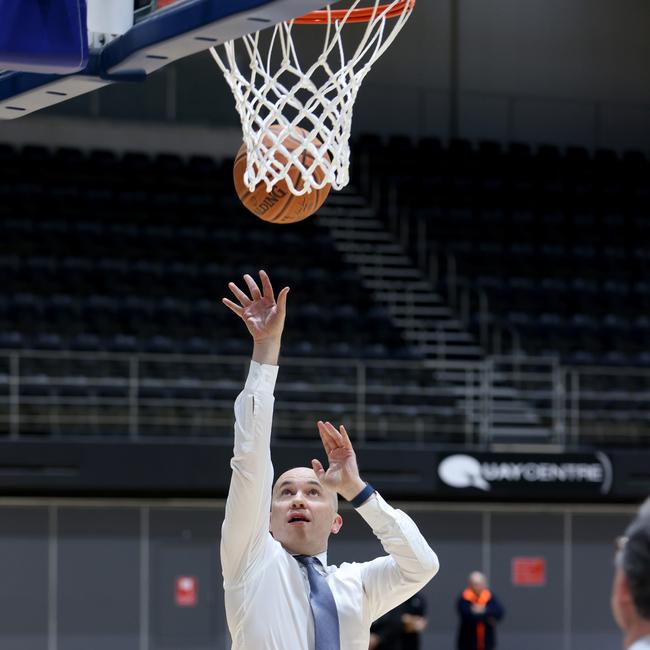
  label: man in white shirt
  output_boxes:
[612,497,650,650]
[220,270,439,650]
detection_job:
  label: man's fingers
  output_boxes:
[277,286,290,313]
[243,274,262,300]
[311,458,326,478]
[259,270,275,302]
[228,282,251,306]
[222,297,244,316]
[324,421,344,445]
[317,421,335,455]
[339,424,354,449]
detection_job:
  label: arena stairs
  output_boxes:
[319,188,552,444]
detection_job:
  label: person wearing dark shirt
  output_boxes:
[369,607,403,650]
[369,592,428,650]
[401,592,427,650]
[457,572,504,650]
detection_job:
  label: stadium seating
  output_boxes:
[0,143,410,359]
[354,136,650,367]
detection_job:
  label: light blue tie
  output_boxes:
[295,555,341,650]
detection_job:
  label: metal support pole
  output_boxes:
[356,361,366,443]
[447,253,457,308]
[552,362,567,446]
[129,356,139,440]
[480,358,493,447]
[9,352,20,439]
[417,217,427,270]
[479,291,489,350]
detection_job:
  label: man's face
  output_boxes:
[269,467,342,556]
[469,572,487,595]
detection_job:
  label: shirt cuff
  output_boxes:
[245,360,279,393]
[355,491,394,528]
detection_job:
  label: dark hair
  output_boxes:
[622,513,650,621]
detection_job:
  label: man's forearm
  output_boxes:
[252,336,282,366]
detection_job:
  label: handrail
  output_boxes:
[0,349,646,447]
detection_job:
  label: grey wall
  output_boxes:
[0,500,638,650]
[16,0,648,152]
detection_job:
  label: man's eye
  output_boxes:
[310,489,320,496]
[281,489,292,495]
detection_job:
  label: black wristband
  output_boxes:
[349,483,376,508]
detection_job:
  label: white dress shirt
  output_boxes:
[221,361,439,650]
[629,636,650,650]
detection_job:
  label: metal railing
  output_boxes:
[380,205,522,359]
[0,349,647,447]
[566,365,650,447]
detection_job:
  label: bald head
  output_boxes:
[468,571,488,594]
[273,467,338,510]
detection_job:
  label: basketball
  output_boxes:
[233,125,331,224]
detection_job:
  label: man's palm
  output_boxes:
[222,271,289,342]
[242,296,284,340]
[320,447,358,490]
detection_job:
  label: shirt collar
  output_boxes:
[292,551,329,571]
[628,636,650,650]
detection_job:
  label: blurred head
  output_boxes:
[468,571,488,595]
[639,497,650,519]
[269,467,342,556]
[611,498,650,638]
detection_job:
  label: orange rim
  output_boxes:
[293,0,415,25]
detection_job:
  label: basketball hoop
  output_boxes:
[293,1,415,24]
[210,0,416,196]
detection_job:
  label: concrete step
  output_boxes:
[345,253,414,266]
[414,344,485,358]
[326,190,366,205]
[363,279,433,291]
[328,230,395,243]
[386,306,454,319]
[375,295,444,307]
[393,318,464,331]
[319,217,383,229]
[372,286,438,296]
[359,266,422,279]
[403,330,475,343]
[337,242,404,254]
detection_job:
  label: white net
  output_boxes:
[210,1,414,196]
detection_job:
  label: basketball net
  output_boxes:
[210,1,415,196]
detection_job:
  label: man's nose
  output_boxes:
[291,492,306,507]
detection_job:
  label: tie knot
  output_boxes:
[295,555,321,569]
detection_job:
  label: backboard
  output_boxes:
[0,0,328,119]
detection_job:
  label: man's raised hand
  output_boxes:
[312,421,366,502]
[223,270,289,342]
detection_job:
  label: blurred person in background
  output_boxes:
[456,572,504,650]
[612,497,650,650]
[368,591,428,650]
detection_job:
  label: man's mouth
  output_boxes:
[288,514,310,525]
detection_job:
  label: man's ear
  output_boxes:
[330,513,343,535]
[616,570,634,605]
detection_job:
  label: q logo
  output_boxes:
[438,455,490,491]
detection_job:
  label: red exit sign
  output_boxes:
[512,557,546,586]
[175,576,198,607]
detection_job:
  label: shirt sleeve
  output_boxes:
[220,361,279,586]
[357,492,439,621]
